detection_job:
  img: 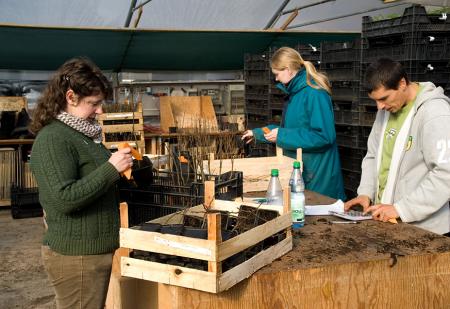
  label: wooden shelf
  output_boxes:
[0,139,34,146]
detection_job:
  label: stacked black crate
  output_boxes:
[244,45,321,157]
[321,39,370,199]
[361,5,450,104]
[244,52,277,157]
[349,4,450,199]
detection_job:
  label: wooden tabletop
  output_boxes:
[257,190,450,274]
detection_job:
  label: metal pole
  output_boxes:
[264,0,291,29]
[124,0,138,28]
[133,0,154,12]
[286,3,408,29]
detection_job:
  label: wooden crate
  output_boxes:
[118,181,293,294]
[204,148,302,192]
[98,103,145,153]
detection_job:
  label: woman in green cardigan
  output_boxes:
[242,47,345,200]
[30,57,133,309]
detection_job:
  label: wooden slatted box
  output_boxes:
[98,102,145,153]
[118,182,293,293]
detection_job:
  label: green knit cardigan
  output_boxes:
[30,120,121,255]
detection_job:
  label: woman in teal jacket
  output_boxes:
[243,47,345,200]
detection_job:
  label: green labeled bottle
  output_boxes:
[289,161,305,229]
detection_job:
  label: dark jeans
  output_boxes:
[41,245,113,309]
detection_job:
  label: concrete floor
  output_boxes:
[0,209,55,308]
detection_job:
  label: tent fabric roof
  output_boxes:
[0,24,358,71]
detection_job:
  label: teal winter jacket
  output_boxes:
[253,69,346,200]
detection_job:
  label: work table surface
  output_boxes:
[257,190,450,274]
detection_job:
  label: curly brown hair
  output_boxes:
[30,57,112,134]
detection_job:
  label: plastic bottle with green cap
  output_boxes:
[289,161,305,228]
[265,168,283,206]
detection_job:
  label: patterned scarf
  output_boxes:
[56,112,103,143]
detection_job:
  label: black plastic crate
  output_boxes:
[362,41,450,62]
[10,186,43,219]
[246,106,270,116]
[338,146,366,173]
[245,84,269,96]
[334,110,362,126]
[321,40,361,63]
[331,81,360,102]
[296,44,321,62]
[342,169,362,193]
[244,70,271,85]
[335,125,371,150]
[321,62,361,81]
[333,103,377,127]
[362,5,448,38]
[269,95,285,110]
[120,171,243,226]
[246,143,276,158]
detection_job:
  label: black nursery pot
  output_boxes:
[140,222,161,232]
[183,227,208,239]
[160,224,184,235]
[132,156,153,187]
[221,229,237,241]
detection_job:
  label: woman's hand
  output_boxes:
[108,147,133,173]
[264,128,278,143]
[241,130,254,144]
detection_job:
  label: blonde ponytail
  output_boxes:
[303,60,331,94]
[271,47,331,94]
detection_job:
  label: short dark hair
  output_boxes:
[365,58,409,93]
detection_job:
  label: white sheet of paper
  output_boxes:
[305,199,344,216]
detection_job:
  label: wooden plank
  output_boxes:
[98,111,143,121]
[204,180,215,209]
[218,236,293,292]
[159,97,176,133]
[121,257,218,293]
[105,203,131,309]
[120,228,217,261]
[0,199,11,207]
[203,154,295,192]
[218,213,291,261]
[168,251,450,308]
[101,123,144,133]
[0,96,26,111]
[203,147,304,192]
[103,140,145,150]
[200,96,219,129]
[207,212,222,275]
[160,96,218,132]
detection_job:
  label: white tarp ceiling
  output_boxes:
[0,0,436,31]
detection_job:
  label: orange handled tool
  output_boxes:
[118,142,143,179]
[262,127,271,134]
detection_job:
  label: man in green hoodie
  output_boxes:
[345,58,450,235]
